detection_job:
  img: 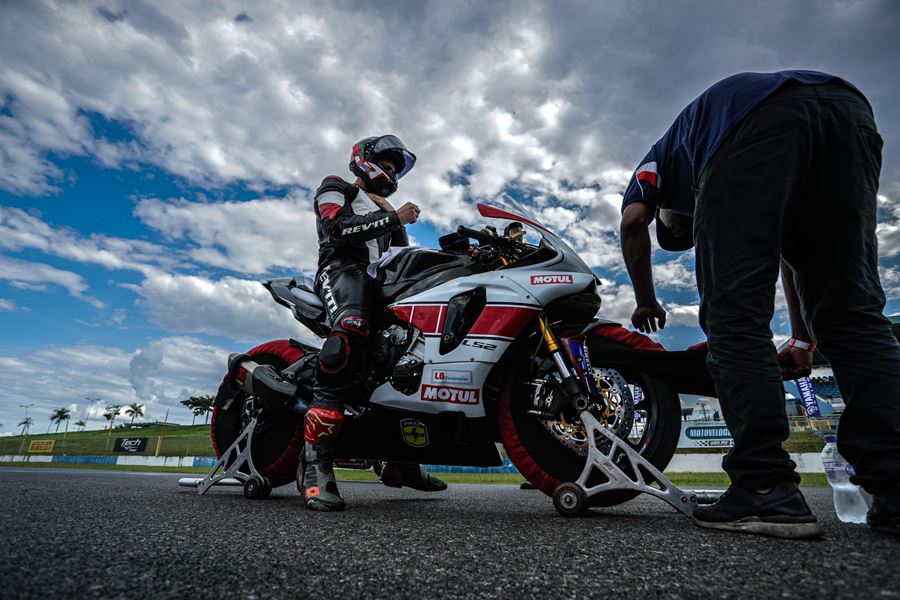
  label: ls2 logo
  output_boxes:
[461,339,497,351]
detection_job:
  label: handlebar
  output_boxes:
[456,226,494,245]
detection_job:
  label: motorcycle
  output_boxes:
[209,197,714,504]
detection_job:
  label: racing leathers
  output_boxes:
[298,175,408,511]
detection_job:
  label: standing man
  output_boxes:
[619,71,900,538]
[301,135,446,511]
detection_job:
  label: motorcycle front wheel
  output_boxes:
[498,327,681,506]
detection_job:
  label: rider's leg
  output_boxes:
[298,261,372,511]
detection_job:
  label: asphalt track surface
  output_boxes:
[0,468,897,599]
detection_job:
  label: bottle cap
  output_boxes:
[824,434,837,444]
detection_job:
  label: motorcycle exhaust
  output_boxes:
[227,353,308,412]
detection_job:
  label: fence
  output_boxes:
[0,435,215,457]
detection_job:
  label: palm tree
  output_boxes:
[18,417,33,436]
[74,419,87,431]
[50,408,71,433]
[125,402,144,425]
[103,405,122,431]
[181,395,214,425]
[194,395,214,425]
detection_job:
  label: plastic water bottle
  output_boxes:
[821,435,868,524]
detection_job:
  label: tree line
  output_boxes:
[15,395,216,435]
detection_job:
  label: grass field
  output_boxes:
[1,424,827,457]
[0,462,830,487]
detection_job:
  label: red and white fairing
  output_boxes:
[367,199,598,418]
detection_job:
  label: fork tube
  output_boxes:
[538,315,573,378]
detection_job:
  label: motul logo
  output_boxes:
[421,385,480,405]
[530,274,574,285]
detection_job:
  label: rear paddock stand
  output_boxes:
[177,413,273,499]
[552,411,700,518]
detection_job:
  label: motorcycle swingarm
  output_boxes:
[555,411,699,517]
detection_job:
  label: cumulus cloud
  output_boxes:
[125,271,320,345]
[134,191,320,275]
[0,206,183,275]
[0,254,104,308]
[128,336,230,406]
[0,336,242,434]
[5,1,899,235]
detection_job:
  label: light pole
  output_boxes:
[18,403,34,454]
[83,397,101,430]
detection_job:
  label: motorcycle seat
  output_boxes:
[290,280,323,310]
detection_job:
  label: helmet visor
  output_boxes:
[372,135,416,179]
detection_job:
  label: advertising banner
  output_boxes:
[28,440,55,453]
[113,438,149,453]
[794,377,821,417]
[677,420,734,449]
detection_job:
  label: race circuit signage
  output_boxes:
[28,440,55,453]
[677,420,734,449]
[113,437,149,453]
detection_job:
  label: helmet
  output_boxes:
[349,135,416,197]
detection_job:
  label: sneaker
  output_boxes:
[867,488,900,536]
[379,462,448,492]
[693,483,823,539]
[297,441,345,511]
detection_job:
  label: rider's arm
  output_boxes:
[316,178,403,243]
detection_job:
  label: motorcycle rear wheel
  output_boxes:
[210,340,306,488]
[498,329,681,506]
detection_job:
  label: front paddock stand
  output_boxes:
[179,413,272,499]
[552,411,699,518]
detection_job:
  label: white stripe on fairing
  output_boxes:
[436,304,444,330]
[317,190,345,207]
[351,189,382,263]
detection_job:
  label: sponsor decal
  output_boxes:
[431,369,473,385]
[28,440,55,453]
[461,339,497,351]
[678,420,734,449]
[421,384,480,405]
[400,419,429,447]
[794,376,821,417]
[113,438,149,453]
[342,216,391,236]
[530,274,574,285]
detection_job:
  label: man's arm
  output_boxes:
[778,258,814,379]
[621,201,667,333]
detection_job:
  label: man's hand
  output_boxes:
[778,346,813,380]
[396,202,421,225]
[631,302,667,333]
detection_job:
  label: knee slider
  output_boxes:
[334,312,369,339]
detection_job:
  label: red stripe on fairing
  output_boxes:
[318,203,342,219]
[636,170,658,187]
[392,304,444,334]
[391,305,413,323]
[469,306,539,338]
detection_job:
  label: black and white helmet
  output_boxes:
[349,135,416,197]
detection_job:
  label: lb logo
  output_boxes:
[400,419,429,448]
[530,274,574,285]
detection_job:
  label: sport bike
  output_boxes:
[211,198,714,503]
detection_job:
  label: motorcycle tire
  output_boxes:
[499,326,681,507]
[210,340,307,488]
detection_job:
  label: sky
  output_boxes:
[1,0,898,434]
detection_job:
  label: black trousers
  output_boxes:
[312,258,374,410]
[695,83,900,494]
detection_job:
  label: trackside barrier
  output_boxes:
[0,453,826,473]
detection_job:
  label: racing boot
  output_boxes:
[379,462,448,492]
[297,406,345,511]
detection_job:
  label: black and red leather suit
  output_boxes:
[310,175,408,415]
